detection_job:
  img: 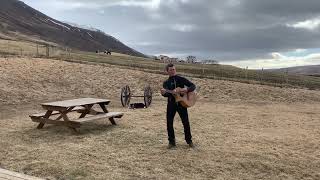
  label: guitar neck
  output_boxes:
[165,87,186,95]
[165,89,175,94]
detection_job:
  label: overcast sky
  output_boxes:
[21,0,320,69]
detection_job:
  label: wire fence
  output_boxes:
[1,39,320,90]
[0,39,71,58]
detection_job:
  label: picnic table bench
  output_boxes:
[29,98,124,131]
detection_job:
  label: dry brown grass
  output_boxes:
[1,57,320,179]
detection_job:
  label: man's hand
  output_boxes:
[160,88,166,95]
[179,88,188,94]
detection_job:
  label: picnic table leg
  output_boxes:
[60,112,78,132]
[37,110,52,129]
[109,117,116,125]
[99,103,116,125]
[99,103,109,113]
[79,104,94,118]
[53,107,76,121]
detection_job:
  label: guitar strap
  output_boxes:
[174,78,179,105]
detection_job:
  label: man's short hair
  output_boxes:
[165,63,175,71]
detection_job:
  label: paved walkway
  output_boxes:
[0,168,43,180]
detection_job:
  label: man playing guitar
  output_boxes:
[160,63,196,149]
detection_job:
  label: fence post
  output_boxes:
[46,45,49,57]
[260,67,264,83]
[7,40,9,53]
[245,66,248,81]
[36,45,39,57]
[202,64,205,75]
[286,68,289,84]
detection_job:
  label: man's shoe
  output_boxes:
[188,142,194,148]
[167,143,176,149]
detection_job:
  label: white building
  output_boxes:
[186,56,196,63]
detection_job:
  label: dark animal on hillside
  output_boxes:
[104,50,111,55]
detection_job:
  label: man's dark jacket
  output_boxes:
[162,75,196,103]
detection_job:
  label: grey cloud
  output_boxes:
[22,0,320,63]
[131,0,320,60]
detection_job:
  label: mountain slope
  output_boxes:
[267,64,320,76]
[0,0,146,57]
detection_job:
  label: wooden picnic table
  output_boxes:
[30,98,124,131]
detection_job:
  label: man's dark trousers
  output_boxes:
[166,102,192,144]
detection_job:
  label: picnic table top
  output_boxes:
[41,98,111,108]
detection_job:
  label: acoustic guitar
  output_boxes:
[165,87,197,108]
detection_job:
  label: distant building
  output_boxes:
[178,59,185,63]
[152,56,160,60]
[159,55,170,62]
[202,59,219,64]
[186,56,196,63]
[169,58,178,63]
[158,55,183,63]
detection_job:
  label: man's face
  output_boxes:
[167,66,176,77]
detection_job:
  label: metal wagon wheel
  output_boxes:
[144,85,153,107]
[120,85,131,107]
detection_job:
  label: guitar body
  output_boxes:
[172,87,197,108]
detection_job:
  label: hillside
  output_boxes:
[2,57,320,106]
[267,64,320,76]
[0,0,146,57]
